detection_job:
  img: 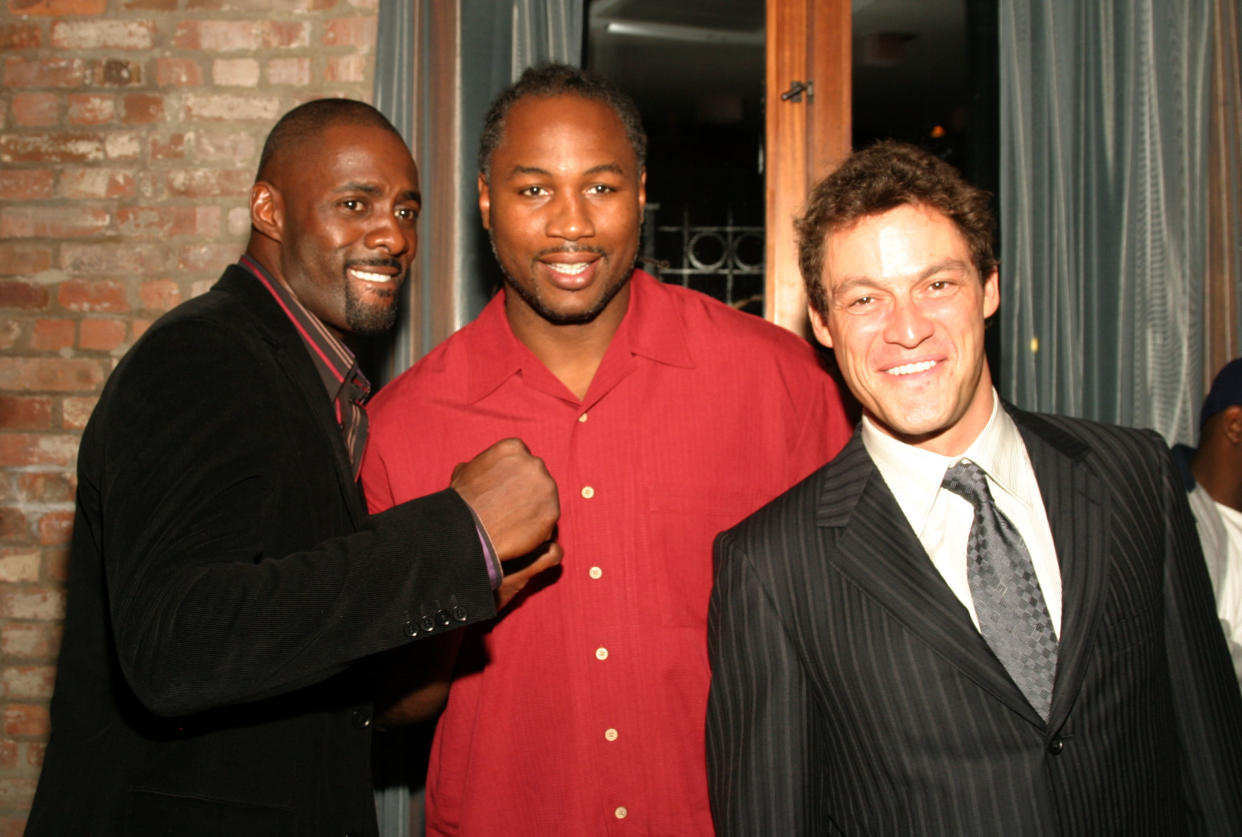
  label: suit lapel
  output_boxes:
[216,266,368,529]
[818,435,1042,724]
[1009,407,1109,728]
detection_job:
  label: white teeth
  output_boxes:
[349,268,390,283]
[546,262,589,275]
[888,360,936,376]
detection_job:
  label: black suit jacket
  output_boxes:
[26,266,497,836]
[707,407,1242,835]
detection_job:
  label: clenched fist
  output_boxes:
[450,438,559,561]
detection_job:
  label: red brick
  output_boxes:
[213,57,259,87]
[61,242,166,275]
[155,56,203,87]
[28,741,47,768]
[139,278,181,311]
[57,279,128,312]
[66,93,115,125]
[267,56,310,86]
[0,588,65,620]
[10,93,58,128]
[0,322,20,351]
[0,170,54,200]
[0,434,80,467]
[165,168,252,198]
[123,0,177,8]
[3,704,50,737]
[61,395,97,430]
[0,246,53,276]
[116,205,220,239]
[323,16,374,48]
[31,319,75,351]
[104,131,142,160]
[263,20,310,48]
[91,57,144,87]
[0,133,106,163]
[57,167,134,199]
[0,508,28,540]
[149,132,187,160]
[182,92,279,122]
[0,550,42,583]
[51,19,156,50]
[16,472,73,504]
[1,624,59,660]
[178,242,240,273]
[0,776,37,809]
[0,358,107,394]
[122,92,163,123]
[0,23,43,49]
[130,318,153,340]
[326,54,367,83]
[0,740,16,770]
[0,205,110,239]
[2,56,85,88]
[194,129,256,162]
[78,317,127,351]
[38,511,74,546]
[8,0,106,13]
[173,19,262,51]
[0,281,49,308]
[0,397,52,430]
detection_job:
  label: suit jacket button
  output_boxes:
[1046,737,1064,755]
[403,620,418,638]
[351,708,372,729]
[420,614,435,632]
[436,608,451,627]
[452,605,468,622]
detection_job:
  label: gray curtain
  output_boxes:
[999,0,1212,445]
[370,5,582,832]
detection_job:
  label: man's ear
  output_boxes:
[1223,404,1242,446]
[250,181,283,242]
[807,303,834,349]
[477,173,491,231]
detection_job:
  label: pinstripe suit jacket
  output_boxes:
[707,406,1242,835]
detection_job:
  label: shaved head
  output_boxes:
[256,99,404,185]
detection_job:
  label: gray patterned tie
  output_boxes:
[942,460,1058,720]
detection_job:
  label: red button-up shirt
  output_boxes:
[363,271,851,835]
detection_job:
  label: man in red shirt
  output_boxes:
[362,64,851,835]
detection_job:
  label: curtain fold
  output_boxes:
[370,7,582,833]
[999,0,1214,444]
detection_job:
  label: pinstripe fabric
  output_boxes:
[707,405,1242,836]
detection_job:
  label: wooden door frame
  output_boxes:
[765,0,852,334]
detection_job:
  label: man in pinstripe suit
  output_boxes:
[706,141,1242,835]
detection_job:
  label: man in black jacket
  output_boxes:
[26,99,560,836]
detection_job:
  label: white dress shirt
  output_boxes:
[1186,484,1242,689]
[862,391,1063,638]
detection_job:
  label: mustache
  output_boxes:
[533,245,606,259]
[346,258,404,271]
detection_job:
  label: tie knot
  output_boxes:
[941,459,989,505]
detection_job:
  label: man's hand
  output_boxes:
[497,541,563,610]
[451,438,559,561]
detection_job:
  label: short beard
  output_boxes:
[344,273,403,336]
[491,237,635,326]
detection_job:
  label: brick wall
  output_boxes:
[0,0,379,828]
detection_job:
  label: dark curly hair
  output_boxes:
[796,140,996,319]
[477,62,647,181]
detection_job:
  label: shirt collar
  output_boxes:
[863,390,1025,532]
[237,255,370,405]
[463,268,693,405]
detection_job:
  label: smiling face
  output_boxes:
[809,203,999,456]
[251,121,420,336]
[479,93,646,340]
